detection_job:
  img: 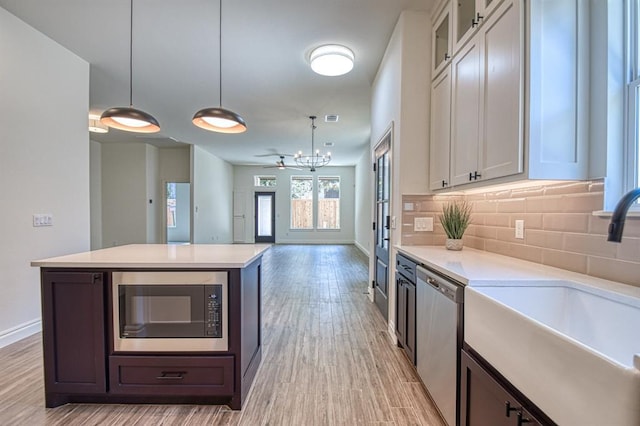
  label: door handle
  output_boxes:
[385,215,391,229]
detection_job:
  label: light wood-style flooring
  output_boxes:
[0,245,445,425]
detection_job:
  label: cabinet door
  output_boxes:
[432,2,452,77]
[461,349,547,426]
[450,36,482,186]
[41,271,106,395]
[453,0,479,54]
[429,65,452,190]
[479,0,523,180]
[395,275,406,346]
[404,282,416,365]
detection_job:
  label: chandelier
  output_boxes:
[294,116,331,172]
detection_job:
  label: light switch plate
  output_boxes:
[414,217,434,232]
[33,213,53,227]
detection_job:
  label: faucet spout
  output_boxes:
[608,188,640,242]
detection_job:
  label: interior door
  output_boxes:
[254,192,275,243]
[233,191,246,243]
[373,133,391,321]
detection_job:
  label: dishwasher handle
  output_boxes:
[417,266,464,303]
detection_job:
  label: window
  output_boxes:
[166,183,177,228]
[254,176,276,187]
[290,176,313,229]
[626,1,640,191]
[317,177,340,229]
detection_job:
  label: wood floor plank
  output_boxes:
[0,244,446,425]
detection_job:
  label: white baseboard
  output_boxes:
[354,241,369,258]
[275,239,355,245]
[0,319,41,349]
[387,322,397,345]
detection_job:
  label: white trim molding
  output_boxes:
[0,318,41,349]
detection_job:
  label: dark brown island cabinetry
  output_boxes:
[41,271,107,398]
[39,256,262,410]
[460,347,555,426]
[395,253,417,364]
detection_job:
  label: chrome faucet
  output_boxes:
[607,188,640,242]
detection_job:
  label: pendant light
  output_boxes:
[100,0,160,133]
[192,0,247,133]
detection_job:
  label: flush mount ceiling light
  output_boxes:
[310,44,354,76]
[100,0,160,133]
[89,115,108,133]
[192,0,246,134]
[294,116,331,172]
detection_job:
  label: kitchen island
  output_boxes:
[31,243,270,410]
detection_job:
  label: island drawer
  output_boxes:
[109,356,234,396]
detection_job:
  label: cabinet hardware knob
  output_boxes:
[517,411,532,425]
[505,401,518,417]
[442,180,448,187]
[444,53,450,61]
[477,12,484,22]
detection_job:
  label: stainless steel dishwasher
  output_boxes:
[416,265,464,426]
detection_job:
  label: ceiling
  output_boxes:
[0,0,434,167]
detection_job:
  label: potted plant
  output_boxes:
[439,200,472,250]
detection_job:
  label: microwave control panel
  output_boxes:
[205,284,223,337]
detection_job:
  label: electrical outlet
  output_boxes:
[414,217,434,232]
[515,220,524,239]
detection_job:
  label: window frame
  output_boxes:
[625,0,640,195]
[316,176,341,230]
[289,175,314,230]
[254,175,277,187]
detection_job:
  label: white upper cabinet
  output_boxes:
[429,0,589,191]
[432,2,452,78]
[429,65,452,191]
[452,0,505,55]
[478,0,522,181]
[450,36,482,186]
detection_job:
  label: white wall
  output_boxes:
[90,140,103,250]
[354,151,373,256]
[192,146,234,244]
[0,7,90,347]
[101,143,149,247]
[370,10,431,334]
[146,144,160,243]
[234,166,356,244]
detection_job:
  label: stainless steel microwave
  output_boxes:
[112,271,228,352]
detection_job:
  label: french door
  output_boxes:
[373,132,391,320]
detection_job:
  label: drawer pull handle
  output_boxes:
[156,371,186,380]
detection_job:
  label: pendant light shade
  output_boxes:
[101,106,160,133]
[192,0,246,133]
[100,0,160,133]
[193,107,246,133]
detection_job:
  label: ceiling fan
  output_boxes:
[263,155,301,170]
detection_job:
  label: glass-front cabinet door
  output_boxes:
[452,0,505,55]
[432,2,452,77]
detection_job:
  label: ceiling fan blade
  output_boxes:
[254,153,294,157]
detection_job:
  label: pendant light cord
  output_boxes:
[218,0,223,107]
[129,0,134,107]
[310,116,316,154]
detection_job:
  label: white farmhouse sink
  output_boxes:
[466,281,640,426]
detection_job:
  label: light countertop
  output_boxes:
[32,244,271,269]
[396,245,640,298]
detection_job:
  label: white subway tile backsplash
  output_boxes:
[401,180,640,287]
